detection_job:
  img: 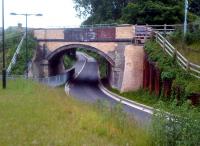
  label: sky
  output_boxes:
[0,0,85,28]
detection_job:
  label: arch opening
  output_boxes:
[47,44,115,66]
[47,44,114,81]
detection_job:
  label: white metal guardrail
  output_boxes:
[0,74,69,87]
[1,68,75,87]
[6,33,26,74]
[32,73,69,87]
[154,31,200,79]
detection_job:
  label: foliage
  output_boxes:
[73,0,129,24]
[145,40,200,99]
[63,55,75,69]
[151,101,200,146]
[10,33,37,75]
[73,0,199,25]
[190,0,200,16]
[0,28,37,75]
[161,70,176,80]
[144,40,176,73]
[170,19,200,45]
[121,1,184,25]
[0,79,151,145]
[185,80,200,94]
[168,24,200,64]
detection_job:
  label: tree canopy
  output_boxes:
[73,0,199,25]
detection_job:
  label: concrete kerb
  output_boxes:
[99,84,154,115]
[80,51,154,115]
[65,52,87,95]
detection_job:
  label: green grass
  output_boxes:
[168,29,200,65]
[173,42,200,65]
[0,79,150,146]
[109,88,159,107]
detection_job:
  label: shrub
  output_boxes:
[161,70,176,80]
[145,40,200,101]
[151,102,200,146]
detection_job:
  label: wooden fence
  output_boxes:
[154,31,200,79]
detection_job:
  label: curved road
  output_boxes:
[68,52,152,123]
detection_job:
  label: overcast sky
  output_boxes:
[0,0,84,28]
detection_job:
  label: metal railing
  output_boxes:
[0,74,69,87]
[32,73,69,87]
[6,33,26,74]
[0,68,75,87]
[154,31,200,79]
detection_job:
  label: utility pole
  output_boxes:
[25,14,28,78]
[2,0,6,89]
[10,13,42,78]
[184,0,189,36]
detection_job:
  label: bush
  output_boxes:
[161,70,176,80]
[145,40,200,101]
[151,102,200,146]
[169,21,200,45]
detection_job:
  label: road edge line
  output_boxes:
[65,52,88,95]
[99,84,154,115]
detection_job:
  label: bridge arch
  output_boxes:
[47,44,115,66]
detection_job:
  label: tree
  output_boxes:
[73,0,130,24]
[73,0,198,25]
[190,0,200,16]
[121,1,184,24]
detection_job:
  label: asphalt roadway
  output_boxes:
[68,52,152,124]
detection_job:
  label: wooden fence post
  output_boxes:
[155,32,158,42]
[145,24,148,41]
[174,47,177,60]
[163,38,166,52]
[164,24,167,36]
[187,61,190,72]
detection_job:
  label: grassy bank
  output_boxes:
[0,80,150,146]
[169,24,200,64]
[109,88,159,107]
[145,40,200,99]
[0,28,36,75]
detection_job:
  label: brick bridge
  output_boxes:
[32,25,150,92]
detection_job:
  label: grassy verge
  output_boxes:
[168,25,200,64]
[0,79,150,145]
[109,88,159,107]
